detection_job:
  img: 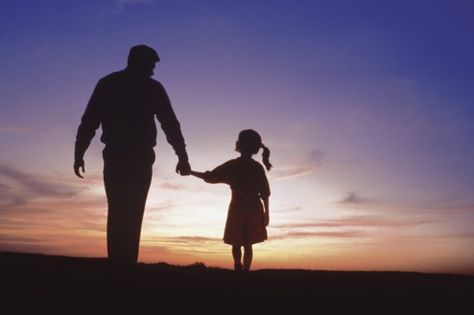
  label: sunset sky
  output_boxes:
[1,0,473,274]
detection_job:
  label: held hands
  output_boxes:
[74,159,85,178]
[176,159,191,176]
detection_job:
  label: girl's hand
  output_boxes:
[190,170,205,179]
[264,213,269,226]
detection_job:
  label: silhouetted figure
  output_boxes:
[74,45,191,266]
[191,129,271,271]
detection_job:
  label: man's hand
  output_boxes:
[176,159,191,176]
[74,159,85,178]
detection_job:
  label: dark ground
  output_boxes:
[1,252,473,314]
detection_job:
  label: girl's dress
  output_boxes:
[203,157,270,246]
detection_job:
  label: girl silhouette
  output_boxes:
[191,129,272,271]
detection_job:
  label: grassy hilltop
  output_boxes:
[1,252,473,314]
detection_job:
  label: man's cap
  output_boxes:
[128,45,160,65]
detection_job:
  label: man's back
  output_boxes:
[94,70,161,148]
[76,68,186,159]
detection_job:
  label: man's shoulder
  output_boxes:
[96,71,165,93]
[99,70,126,82]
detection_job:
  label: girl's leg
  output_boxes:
[232,246,242,271]
[243,245,253,271]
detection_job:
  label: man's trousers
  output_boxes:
[103,146,155,265]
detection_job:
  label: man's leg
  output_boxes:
[103,148,154,265]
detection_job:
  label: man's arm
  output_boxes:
[74,80,103,178]
[155,83,191,175]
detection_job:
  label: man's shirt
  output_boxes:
[75,69,187,161]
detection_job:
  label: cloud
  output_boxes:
[310,150,325,166]
[338,192,367,204]
[273,216,432,229]
[0,230,106,257]
[340,194,474,215]
[269,215,434,242]
[0,190,108,257]
[271,165,316,180]
[0,195,27,209]
[271,149,324,180]
[403,199,474,214]
[274,205,303,213]
[159,182,185,191]
[144,235,220,247]
[0,164,77,197]
[438,232,474,240]
[142,235,223,255]
[0,181,26,208]
[0,197,106,231]
[162,236,220,243]
[0,182,9,193]
[271,230,366,240]
[0,163,80,210]
[0,125,30,134]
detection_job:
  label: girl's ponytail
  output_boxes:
[261,144,272,171]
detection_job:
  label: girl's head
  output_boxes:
[235,129,272,171]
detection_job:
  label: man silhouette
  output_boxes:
[74,45,191,266]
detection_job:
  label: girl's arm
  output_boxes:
[263,197,270,226]
[191,161,232,184]
[190,170,206,180]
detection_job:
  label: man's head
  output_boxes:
[127,45,160,76]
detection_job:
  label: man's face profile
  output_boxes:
[131,59,156,77]
[127,45,160,77]
[149,60,156,76]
